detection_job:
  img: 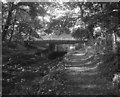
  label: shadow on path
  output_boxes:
[37,46,119,95]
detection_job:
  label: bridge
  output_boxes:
[24,40,87,44]
[24,40,88,58]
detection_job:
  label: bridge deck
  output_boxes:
[24,40,87,44]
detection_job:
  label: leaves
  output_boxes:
[72,28,89,39]
[2,2,48,41]
[2,2,120,42]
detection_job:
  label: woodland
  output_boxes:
[1,1,120,95]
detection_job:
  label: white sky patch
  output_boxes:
[117,35,120,42]
[74,25,80,29]
[22,6,29,10]
[1,0,7,3]
[94,26,101,32]
[69,27,73,33]
[47,5,69,19]
[14,0,21,4]
[44,15,51,22]
[74,7,80,13]
[58,0,63,4]
[49,0,63,4]
[37,16,43,21]
[14,25,18,27]
[54,9,69,19]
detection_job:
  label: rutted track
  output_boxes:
[38,46,118,95]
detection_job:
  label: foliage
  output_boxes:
[2,2,120,95]
[2,2,119,42]
[72,28,89,39]
[2,2,49,42]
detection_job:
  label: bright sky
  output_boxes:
[37,4,69,21]
[44,15,51,22]
[1,0,7,3]
[94,27,101,32]
[47,7,68,19]
[36,2,83,38]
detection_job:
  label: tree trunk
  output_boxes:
[78,3,83,18]
[9,10,17,42]
[9,23,14,42]
[112,33,117,53]
[2,3,14,41]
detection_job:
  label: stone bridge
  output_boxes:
[24,40,87,58]
[24,40,87,51]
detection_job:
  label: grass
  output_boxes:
[2,46,65,95]
[2,42,120,95]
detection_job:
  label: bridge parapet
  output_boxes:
[24,40,88,56]
[24,40,87,44]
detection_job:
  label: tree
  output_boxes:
[2,2,48,42]
[2,1,119,52]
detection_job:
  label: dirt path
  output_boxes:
[39,46,118,95]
